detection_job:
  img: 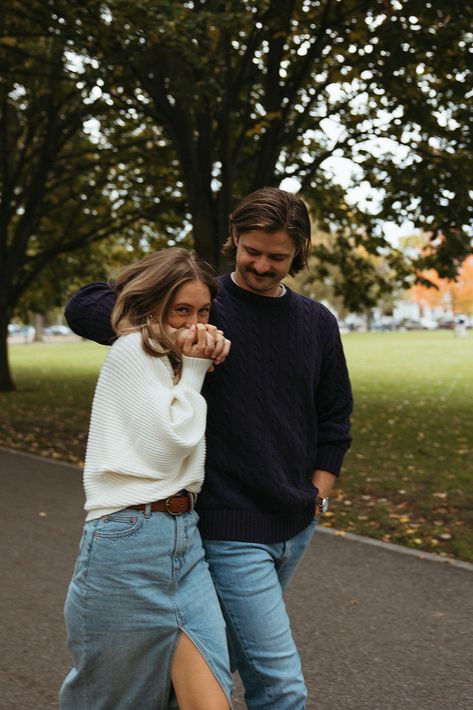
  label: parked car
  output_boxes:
[371,320,395,331]
[395,318,425,330]
[44,325,71,336]
[8,324,36,342]
[419,317,437,330]
[436,319,455,330]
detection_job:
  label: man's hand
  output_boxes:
[204,324,231,369]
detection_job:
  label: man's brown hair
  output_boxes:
[222,187,311,275]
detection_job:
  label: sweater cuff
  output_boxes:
[315,445,347,477]
[179,356,213,392]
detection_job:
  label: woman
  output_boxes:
[60,248,232,709]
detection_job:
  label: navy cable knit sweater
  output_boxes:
[65,273,353,543]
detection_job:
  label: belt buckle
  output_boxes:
[165,492,193,515]
[165,495,182,515]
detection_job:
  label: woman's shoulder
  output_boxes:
[112,330,142,349]
[107,331,143,360]
[106,331,171,378]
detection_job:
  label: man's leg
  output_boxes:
[203,522,316,710]
[276,519,318,592]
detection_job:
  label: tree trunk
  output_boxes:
[32,312,45,342]
[190,194,228,272]
[191,190,238,274]
[0,312,16,392]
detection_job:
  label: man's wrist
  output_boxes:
[312,469,336,497]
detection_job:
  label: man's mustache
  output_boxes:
[246,267,276,278]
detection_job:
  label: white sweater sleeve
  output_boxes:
[139,355,212,449]
[86,334,212,477]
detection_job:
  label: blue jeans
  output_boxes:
[60,508,232,709]
[203,519,317,709]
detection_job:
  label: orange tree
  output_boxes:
[410,256,473,315]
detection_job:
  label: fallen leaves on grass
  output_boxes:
[0,416,86,465]
[328,485,466,560]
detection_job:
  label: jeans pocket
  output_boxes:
[93,511,144,539]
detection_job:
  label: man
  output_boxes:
[65,187,353,708]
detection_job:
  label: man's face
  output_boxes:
[233,230,296,297]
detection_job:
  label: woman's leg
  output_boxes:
[60,511,182,709]
[170,513,233,708]
[171,632,230,710]
[60,509,232,709]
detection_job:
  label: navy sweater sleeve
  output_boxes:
[65,282,117,345]
[314,316,353,474]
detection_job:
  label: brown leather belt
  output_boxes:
[126,492,194,515]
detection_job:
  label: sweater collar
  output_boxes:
[219,272,291,306]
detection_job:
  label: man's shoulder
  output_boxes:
[66,281,116,312]
[216,272,232,289]
[289,289,339,323]
[65,281,116,344]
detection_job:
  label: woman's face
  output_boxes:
[166,279,212,329]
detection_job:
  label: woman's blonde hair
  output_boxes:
[111,248,218,362]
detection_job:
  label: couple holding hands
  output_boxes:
[60,187,353,709]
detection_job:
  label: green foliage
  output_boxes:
[0,0,188,387]
[288,226,409,315]
[64,0,472,270]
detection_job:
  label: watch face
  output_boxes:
[319,497,329,513]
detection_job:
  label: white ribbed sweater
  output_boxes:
[83,332,212,521]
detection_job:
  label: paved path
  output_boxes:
[1,447,472,709]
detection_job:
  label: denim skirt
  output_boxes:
[60,508,232,709]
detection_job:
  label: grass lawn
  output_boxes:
[1,331,472,562]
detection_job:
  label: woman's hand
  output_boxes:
[176,323,215,360]
[175,324,231,368]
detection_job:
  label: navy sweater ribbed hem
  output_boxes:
[197,506,316,544]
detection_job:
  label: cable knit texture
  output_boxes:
[65,276,353,541]
[83,332,211,521]
[198,274,353,543]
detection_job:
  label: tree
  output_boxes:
[2,1,472,390]
[288,220,407,322]
[0,1,179,390]
[69,0,472,270]
[409,256,473,316]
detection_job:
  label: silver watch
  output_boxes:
[318,497,330,513]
